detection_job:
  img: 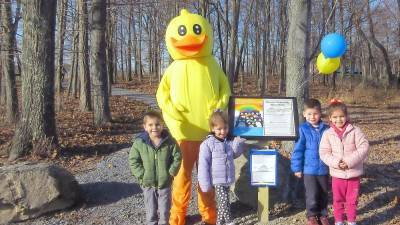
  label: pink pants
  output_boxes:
[332,177,360,223]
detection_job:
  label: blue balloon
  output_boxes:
[321,33,347,58]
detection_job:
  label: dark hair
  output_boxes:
[209,109,229,128]
[327,101,348,117]
[304,98,322,111]
[143,110,163,124]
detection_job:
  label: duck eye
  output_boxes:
[178,25,187,36]
[193,24,202,35]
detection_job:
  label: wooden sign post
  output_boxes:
[250,149,278,224]
[258,186,269,223]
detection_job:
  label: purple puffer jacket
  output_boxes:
[198,135,246,192]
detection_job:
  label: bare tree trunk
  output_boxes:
[127,3,133,81]
[286,0,311,114]
[0,72,4,105]
[78,0,91,111]
[365,0,395,88]
[215,3,226,73]
[106,0,115,94]
[55,0,68,111]
[397,0,400,87]
[138,6,143,82]
[119,21,125,81]
[68,7,79,97]
[234,1,253,83]
[282,0,311,202]
[338,0,345,85]
[278,0,288,95]
[224,0,229,73]
[329,0,337,91]
[200,0,208,17]
[261,0,270,96]
[91,0,111,126]
[228,0,240,88]
[10,0,58,160]
[132,9,138,76]
[1,0,19,123]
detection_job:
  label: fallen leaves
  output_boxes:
[0,91,149,173]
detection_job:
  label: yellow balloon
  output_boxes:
[316,52,340,74]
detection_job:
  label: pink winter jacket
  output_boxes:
[319,123,369,179]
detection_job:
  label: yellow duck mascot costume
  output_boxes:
[157,9,231,225]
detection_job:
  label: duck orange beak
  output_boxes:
[171,34,207,57]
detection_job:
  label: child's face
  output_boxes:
[329,109,347,128]
[143,117,163,138]
[303,107,321,126]
[211,122,229,139]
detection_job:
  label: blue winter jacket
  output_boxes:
[291,121,329,175]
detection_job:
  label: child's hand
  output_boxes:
[338,160,348,170]
[234,136,246,143]
[294,172,303,178]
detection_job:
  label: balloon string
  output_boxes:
[324,0,339,30]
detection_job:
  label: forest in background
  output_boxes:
[0,0,399,159]
[0,2,399,224]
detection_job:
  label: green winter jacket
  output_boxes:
[129,131,182,189]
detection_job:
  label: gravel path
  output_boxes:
[12,89,400,225]
[13,148,261,225]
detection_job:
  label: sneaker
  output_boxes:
[334,222,344,225]
[307,217,319,225]
[318,216,330,225]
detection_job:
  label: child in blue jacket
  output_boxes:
[291,99,330,225]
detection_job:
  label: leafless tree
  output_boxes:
[91,0,111,126]
[0,0,20,123]
[78,0,92,111]
[55,0,68,111]
[10,0,57,160]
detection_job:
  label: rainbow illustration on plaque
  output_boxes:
[233,98,264,136]
[231,97,298,139]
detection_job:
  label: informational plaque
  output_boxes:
[229,96,299,140]
[250,149,278,186]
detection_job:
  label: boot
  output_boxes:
[319,216,330,225]
[307,216,320,225]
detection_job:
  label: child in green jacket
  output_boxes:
[129,111,182,225]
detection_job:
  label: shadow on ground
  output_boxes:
[357,162,400,225]
[80,181,142,207]
[60,143,132,158]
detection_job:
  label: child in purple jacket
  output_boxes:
[198,110,246,225]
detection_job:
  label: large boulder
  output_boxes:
[232,140,303,209]
[0,162,80,224]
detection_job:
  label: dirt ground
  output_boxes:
[0,93,150,173]
[0,76,399,224]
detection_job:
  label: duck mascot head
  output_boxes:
[156,9,231,225]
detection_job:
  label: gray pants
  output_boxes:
[142,186,171,225]
[304,175,329,217]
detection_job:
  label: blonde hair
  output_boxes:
[208,109,229,128]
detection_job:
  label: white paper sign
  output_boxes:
[263,99,296,137]
[251,150,277,186]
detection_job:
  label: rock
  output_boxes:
[232,140,303,209]
[0,162,81,224]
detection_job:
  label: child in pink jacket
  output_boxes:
[319,99,369,225]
